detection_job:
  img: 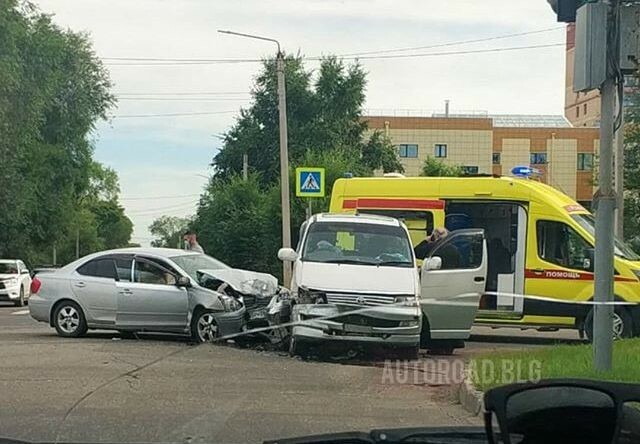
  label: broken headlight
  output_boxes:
[297,287,326,304]
[393,296,419,307]
[219,295,241,312]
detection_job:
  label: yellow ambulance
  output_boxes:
[329,174,640,340]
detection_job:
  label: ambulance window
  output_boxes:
[536,220,593,271]
[357,209,434,236]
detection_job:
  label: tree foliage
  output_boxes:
[149,216,192,249]
[421,156,464,177]
[0,1,130,265]
[212,56,401,184]
[623,85,640,249]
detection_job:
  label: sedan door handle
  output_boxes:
[533,268,545,275]
[75,282,86,288]
[474,276,485,282]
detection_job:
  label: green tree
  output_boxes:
[212,56,401,184]
[149,216,192,248]
[0,1,116,265]
[623,85,640,248]
[421,156,464,177]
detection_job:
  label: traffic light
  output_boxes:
[547,0,587,23]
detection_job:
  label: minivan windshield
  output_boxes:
[571,214,640,261]
[301,221,414,267]
[170,254,230,281]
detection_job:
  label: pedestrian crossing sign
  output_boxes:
[296,167,325,197]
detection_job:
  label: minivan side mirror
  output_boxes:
[176,276,191,287]
[423,256,442,271]
[278,248,298,262]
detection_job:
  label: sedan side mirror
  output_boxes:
[423,256,442,271]
[176,276,191,287]
[278,248,298,262]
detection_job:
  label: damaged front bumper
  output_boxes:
[213,307,247,338]
[290,303,421,347]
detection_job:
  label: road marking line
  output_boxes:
[12,309,29,315]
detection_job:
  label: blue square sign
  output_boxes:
[296,167,325,197]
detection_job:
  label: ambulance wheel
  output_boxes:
[584,306,633,342]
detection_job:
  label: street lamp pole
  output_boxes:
[218,30,292,286]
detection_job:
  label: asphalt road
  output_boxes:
[0,302,582,444]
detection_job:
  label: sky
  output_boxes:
[36,0,566,246]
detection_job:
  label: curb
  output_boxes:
[457,369,483,416]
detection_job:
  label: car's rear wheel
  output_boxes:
[584,306,633,342]
[53,301,88,338]
[191,310,219,343]
[14,287,24,307]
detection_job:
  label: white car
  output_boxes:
[279,213,423,358]
[0,259,31,307]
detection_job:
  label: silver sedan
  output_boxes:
[28,247,246,342]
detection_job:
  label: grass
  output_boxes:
[470,338,640,392]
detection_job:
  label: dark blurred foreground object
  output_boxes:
[264,379,640,443]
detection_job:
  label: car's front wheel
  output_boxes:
[191,310,219,343]
[53,301,88,338]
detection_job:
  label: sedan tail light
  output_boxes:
[30,277,41,294]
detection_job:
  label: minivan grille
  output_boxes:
[325,292,399,306]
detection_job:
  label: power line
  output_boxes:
[334,26,565,57]
[120,193,201,201]
[340,43,565,61]
[112,110,238,118]
[116,97,249,102]
[103,43,564,66]
[126,200,198,215]
[115,91,250,96]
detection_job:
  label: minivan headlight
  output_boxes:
[393,296,418,307]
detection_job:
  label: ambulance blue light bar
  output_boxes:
[511,166,542,178]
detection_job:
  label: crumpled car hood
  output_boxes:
[197,268,279,297]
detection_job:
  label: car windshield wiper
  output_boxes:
[377,260,413,267]
[321,258,378,265]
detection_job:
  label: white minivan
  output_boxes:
[278,213,422,357]
[279,213,487,357]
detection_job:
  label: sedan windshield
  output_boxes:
[169,254,230,280]
[0,262,18,274]
[571,214,640,261]
[301,221,414,267]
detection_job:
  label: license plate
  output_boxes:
[250,308,267,320]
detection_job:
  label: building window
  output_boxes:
[584,103,587,115]
[462,166,479,175]
[398,144,418,158]
[530,153,547,165]
[434,144,447,158]
[577,153,594,171]
[576,106,580,118]
[492,153,501,165]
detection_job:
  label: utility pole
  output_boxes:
[594,74,616,371]
[218,30,292,286]
[276,51,293,286]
